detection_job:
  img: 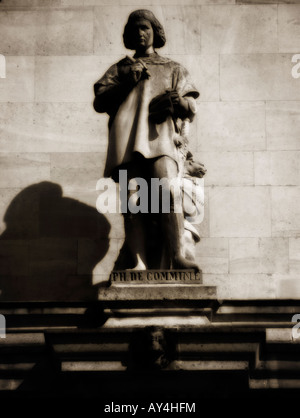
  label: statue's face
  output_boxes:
[131,19,154,51]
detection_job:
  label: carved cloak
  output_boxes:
[94,53,199,179]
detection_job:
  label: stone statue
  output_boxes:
[93,9,203,272]
[181,152,206,262]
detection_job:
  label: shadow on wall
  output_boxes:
[0,182,111,301]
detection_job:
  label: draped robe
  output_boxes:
[93,53,199,179]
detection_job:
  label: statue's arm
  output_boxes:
[93,59,147,115]
[171,93,197,121]
[93,63,133,115]
[93,81,131,115]
[172,64,200,121]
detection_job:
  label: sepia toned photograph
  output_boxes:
[0,0,300,410]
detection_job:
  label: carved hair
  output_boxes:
[123,9,166,50]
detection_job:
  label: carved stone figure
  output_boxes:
[182,152,206,262]
[93,9,202,272]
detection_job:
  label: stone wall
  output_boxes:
[0,0,299,300]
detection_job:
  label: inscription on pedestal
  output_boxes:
[110,270,202,285]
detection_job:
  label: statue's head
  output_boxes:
[123,9,166,50]
[184,151,207,178]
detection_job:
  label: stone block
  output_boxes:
[104,315,211,327]
[35,8,93,55]
[0,274,95,301]
[78,238,117,275]
[278,5,300,52]
[0,0,61,5]
[275,275,300,299]
[67,189,104,209]
[195,102,266,151]
[94,5,202,56]
[201,5,277,54]
[162,6,201,55]
[266,328,292,342]
[50,152,106,192]
[0,8,93,55]
[220,54,300,101]
[195,237,229,274]
[38,184,111,239]
[0,188,22,236]
[254,151,300,186]
[33,103,108,152]
[0,11,36,55]
[229,237,289,274]
[0,153,51,189]
[203,273,276,299]
[35,56,121,103]
[271,187,300,237]
[0,103,107,153]
[0,186,40,240]
[0,103,34,152]
[209,186,271,237]
[0,57,34,103]
[0,240,29,276]
[28,238,78,276]
[93,6,141,56]
[266,102,300,151]
[290,238,300,274]
[61,361,126,372]
[238,0,300,3]
[86,0,235,5]
[77,188,125,240]
[61,0,84,4]
[98,284,217,301]
[60,189,124,242]
[195,151,254,186]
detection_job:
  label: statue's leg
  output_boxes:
[123,212,147,270]
[119,162,148,270]
[151,156,200,272]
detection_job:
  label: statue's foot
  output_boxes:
[129,256,147,271]
[173,255,200,273]
[129,263,147,271]
[126,253,147,271]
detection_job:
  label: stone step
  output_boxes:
[0,300,300,396]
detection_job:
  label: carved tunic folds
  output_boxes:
[93,53,199,178]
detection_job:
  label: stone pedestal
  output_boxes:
[98,269,217,302]
[98,270,217,328]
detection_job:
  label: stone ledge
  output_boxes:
[98,284,217,301]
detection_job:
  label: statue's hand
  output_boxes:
[168,90,180,105]
[168,90,190,118]
[149,90,193,124]
[119,59,149,86]
[128,61,145,84]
